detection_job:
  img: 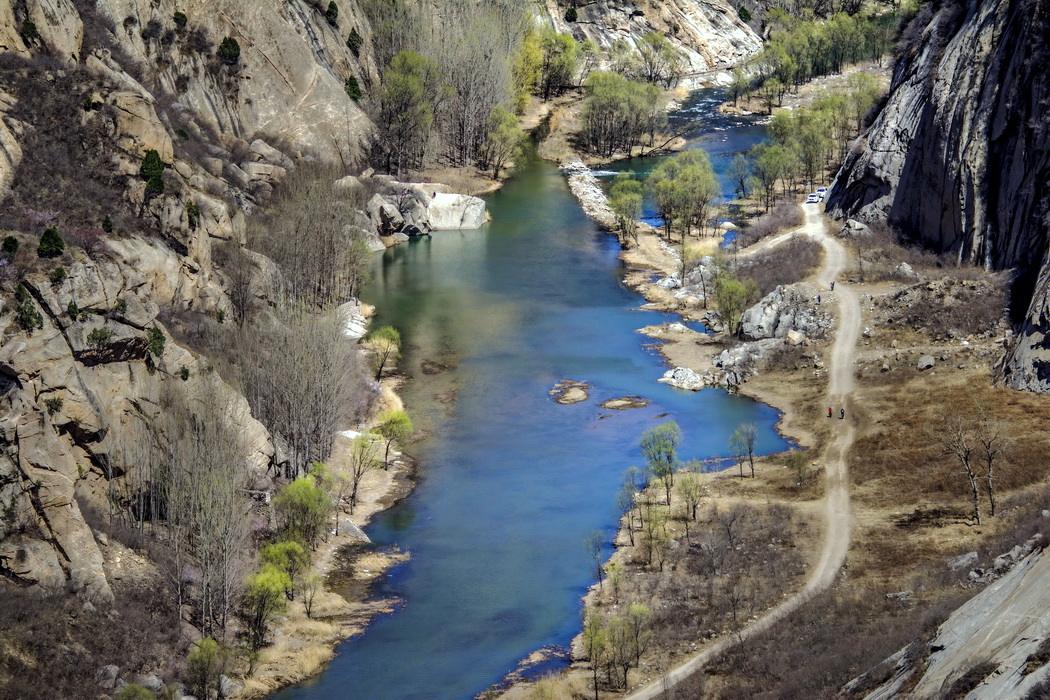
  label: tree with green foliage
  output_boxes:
[580,71,665,157]
[538,29,578,100]
[217,36,240,65]
[608,173,643,247]
[325,1,339,26]
[243,566,289,653]
[511,28,543,112]
[750,142,797,210]
[140,150,166,198]
[173,11,188,29]
[738,5,751,22]
[641,421,681,505]
[2,235,17,256]
[481,106,525,179]
[38,227,64,258]
[375,51,440,176]
[636,32,684,87]
[585,530,604,590]
[20,20,40,45]
[713,273,759,337]
[728,153,751,199]
[647,150,718,265]
[582,613,607,700]
[367,325,401,380]
[87,326,115,349]
[346,27,362,55]
[186,637,230,699]
[344,75,362,101]
[347,432,382,513]
[260,540,310,599]
[115,685,155,700]
[675,467,706,522]
[564,5,577,22]
[16,295,43,333]
[146,325,165,357]
[730,66,750,108]
[375,409,413,469]
[625,602,652,666]
[273,475,332,548]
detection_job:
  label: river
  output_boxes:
[274,87,780,700]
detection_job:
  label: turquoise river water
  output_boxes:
[274,87,781,700]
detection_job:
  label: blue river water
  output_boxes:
[274,87,779,700]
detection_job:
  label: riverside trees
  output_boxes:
[608,174,643,246]
[745,73,885,209]
[647,150,720,270]
[579,72,666,158]
[367,0,537,178]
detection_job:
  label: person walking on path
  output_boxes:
[827,407,832,418]
[840,407,845,420]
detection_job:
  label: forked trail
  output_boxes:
[627,204,860,699]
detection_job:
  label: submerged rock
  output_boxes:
[601,396,650,410]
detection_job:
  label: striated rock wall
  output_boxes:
[825,0,1050,392]
[546,0,761,83]
[0,0,386,599]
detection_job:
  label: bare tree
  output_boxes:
[738,423,758,477]
[940,416,982,525]
[240,306,368,478]
[153,381,253,640]
[248,168,371,308]
[975,414,1008,518]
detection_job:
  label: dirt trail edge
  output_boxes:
[627,204,859,699]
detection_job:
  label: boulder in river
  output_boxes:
[600,396,650,410]
[550,380,589,404]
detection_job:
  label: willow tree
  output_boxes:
[609,173,643,246]
[641,421,682,505]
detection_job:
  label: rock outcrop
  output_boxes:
[0,0,389,599]
[847,539,1050,699]
[740,284,832,341]
[547,0,761,84]
[825,0,1050,392]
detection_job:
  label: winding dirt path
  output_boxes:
[627,204,860,699]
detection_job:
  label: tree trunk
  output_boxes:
[968,473,982,525]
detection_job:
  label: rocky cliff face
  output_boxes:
[825,0,1050,392]
[0,0,383,599]
[546,0,761,83]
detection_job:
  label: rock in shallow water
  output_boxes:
[549,380,589,404]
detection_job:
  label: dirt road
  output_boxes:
[627,204,859,699]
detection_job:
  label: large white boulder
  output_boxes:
[658,367,708,391]
[426,193,488,230]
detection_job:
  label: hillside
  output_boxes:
[826,0,1050,393]
[545,0,761,84]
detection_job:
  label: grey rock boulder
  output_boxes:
[367,194,405,235]
[658,367,708,391]
[219,674,243,698]
[740,285,832,341]
[917,355,935,371]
